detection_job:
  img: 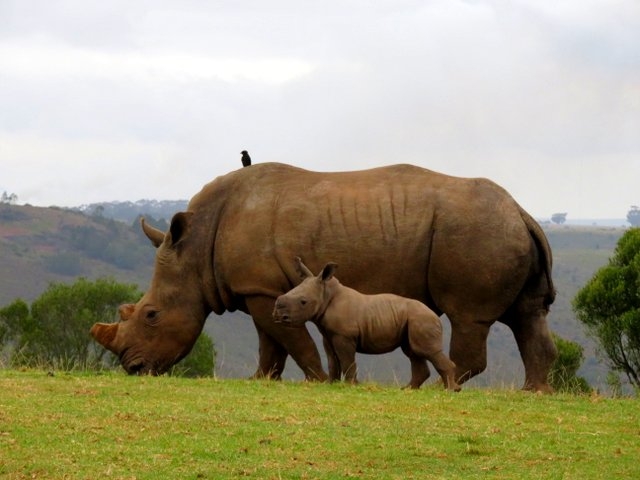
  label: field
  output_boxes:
[1,371,638,479]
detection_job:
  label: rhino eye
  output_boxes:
[300,298,307,306]
[145,310,159,324]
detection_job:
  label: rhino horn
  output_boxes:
[141,217,165,248]
[90,323,119,352]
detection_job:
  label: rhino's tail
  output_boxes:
[519,206,556,309]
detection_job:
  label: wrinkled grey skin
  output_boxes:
[90,162,556,391]
[273,258,461,391]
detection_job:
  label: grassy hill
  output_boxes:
[1,370,637,479]
[0,203,629,390]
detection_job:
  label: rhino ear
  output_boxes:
[294,256,314,279]
[320,262,338,282]
[141,217,165,248]
[168,212,194,247]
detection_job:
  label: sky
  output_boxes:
[1,0,639,220]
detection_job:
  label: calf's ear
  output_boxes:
[320,262,338,282]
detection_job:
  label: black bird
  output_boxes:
[240,150,252,167]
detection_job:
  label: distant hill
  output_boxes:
[0,202,628,390]
[72,199,189,224]
[0,203,159,303]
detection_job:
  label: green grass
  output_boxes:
[0,371,638,479]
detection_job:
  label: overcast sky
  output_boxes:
[1,0,639,219]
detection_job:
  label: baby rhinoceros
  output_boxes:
[272,257,461,391]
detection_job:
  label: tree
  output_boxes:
[551,212,567,225]
[627,206,640,227]
[573,228,640,387]
[0,278,141,369]
[1,191,18,204]
[92,205,105,218]
[0,299,30,351]
[548,334,591,394]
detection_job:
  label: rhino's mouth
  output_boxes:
[120,348,153,375]
[126,361,146,375]
[120,347,182,376]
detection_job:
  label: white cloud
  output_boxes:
[0,0,638,219]
[1,132,187,206]
[0,42,315,85]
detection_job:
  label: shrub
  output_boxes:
[548,334,591,394]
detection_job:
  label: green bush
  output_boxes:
[548,334,591,394]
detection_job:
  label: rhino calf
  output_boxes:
[273,257,461,391]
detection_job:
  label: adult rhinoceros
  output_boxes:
[91,162,557,391]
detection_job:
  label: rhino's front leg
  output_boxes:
[448,319,491,384]
[247,295,328,381]
[252,325,287,380]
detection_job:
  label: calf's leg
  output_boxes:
[408,314,461,391]
[330,335,358,384]
[322,336,341,382]
[425,351,461,391]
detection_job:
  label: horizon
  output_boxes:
[4,197,635,228]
